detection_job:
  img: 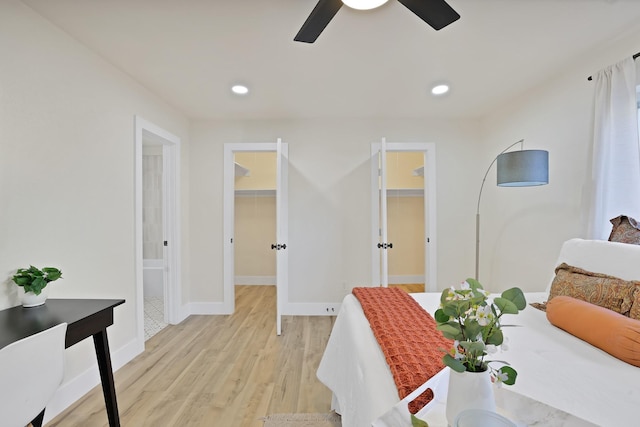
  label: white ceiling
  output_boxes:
[22,0,640,120]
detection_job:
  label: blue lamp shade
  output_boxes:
[496,150,549,187]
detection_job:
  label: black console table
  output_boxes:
[0,299,125,426]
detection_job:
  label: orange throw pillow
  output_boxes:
[546,296,640,367]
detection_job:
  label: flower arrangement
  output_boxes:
[434,278,526,386]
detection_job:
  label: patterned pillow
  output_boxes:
[629,289,640,321]
[608,215,640,245]
[548,263,638,316]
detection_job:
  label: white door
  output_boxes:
[379,138,390,287]
[371,141,437,291]
[276,138,288,335]
[223,141,288,335]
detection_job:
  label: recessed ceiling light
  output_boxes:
[231,84,249,95]
[431,84,450,96]
[342,0,388,10]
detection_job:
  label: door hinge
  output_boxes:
[164,241,168,247]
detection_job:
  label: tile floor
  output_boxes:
[144,296,168,340]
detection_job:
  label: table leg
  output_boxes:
[93,329,121,427]
[31,408,45,427]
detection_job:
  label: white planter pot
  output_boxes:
[20,286,49,307]
[446,368,496,426]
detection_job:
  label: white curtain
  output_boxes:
[589,57,640,240]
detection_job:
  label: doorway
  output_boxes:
[134,116,182,351]
[141,144,168,340]
[223,141,288,335]
[233,151,277,288]
[371,140,437,291]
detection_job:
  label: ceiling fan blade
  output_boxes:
[294,0,343,43]
[397,0,460,31]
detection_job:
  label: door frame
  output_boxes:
[134,116,182,351]
[223,142,288,334]
[370,141,437,291]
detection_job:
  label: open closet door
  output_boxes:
[276,138,289,335]
[371,138,390,287]
[371,141,437,291]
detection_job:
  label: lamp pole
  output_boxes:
[475,139,524,281]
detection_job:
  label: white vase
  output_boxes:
[20,286,49,307]
[446,368,496,426]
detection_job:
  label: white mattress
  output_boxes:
[317,291,640,427]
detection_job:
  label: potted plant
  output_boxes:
[435,279,526,425]
[11,265,63,307]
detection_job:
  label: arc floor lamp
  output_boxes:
[475,139,549,280]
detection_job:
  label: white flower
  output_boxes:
[460,281,471,290]
[494,370,509,387]
[475,305,494,326]
[445,287,457,301]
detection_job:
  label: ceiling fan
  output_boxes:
[294,0,460,43]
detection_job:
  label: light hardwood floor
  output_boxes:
[390,283,425,293]
[48,286,335,427]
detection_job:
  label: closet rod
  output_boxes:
[587,52,640,81]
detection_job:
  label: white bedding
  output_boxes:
[318,291,640,427]
[317,239,640,427]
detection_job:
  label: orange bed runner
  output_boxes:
[352,287,452,414]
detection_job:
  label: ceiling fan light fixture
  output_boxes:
[341,0,388,10]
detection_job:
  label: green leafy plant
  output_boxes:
[434,278,526,386]
[11,265,63,295]
[411,413,429,427]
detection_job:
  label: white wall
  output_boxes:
[479,24,640,292]
[0,0,189,419]
[189,118,481,304]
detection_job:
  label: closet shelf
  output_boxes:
[235,189,276,197]
[386,188,424,197]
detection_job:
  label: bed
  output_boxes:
[317,239,640,427]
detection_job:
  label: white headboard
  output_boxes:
[546,238,640,293]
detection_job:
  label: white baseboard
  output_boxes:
[283,302,342,316]
[184,301,342,316]
[44,337,142,423]
[234,276,276,285]
[388,275,424,285]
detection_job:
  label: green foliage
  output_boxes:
[443,353,466,372]
[501,287,526,310]
[435,279,526,386]
[436,321,463,340]
[411,414,429,427]
[11,265,62,295]
[493,297,518,315]
[498,366,518,386]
